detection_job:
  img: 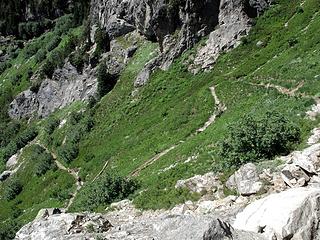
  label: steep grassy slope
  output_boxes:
[69,0,319,209]
[0,0,320,237]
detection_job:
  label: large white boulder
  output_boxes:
[233,187,320,240]
[227,163,263,196]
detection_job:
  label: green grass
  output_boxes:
[1,0,320,233]
[0,144,75,230]
[70,0,319,210]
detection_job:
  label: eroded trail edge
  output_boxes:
[130,85,226,177]
[36,142,83,210]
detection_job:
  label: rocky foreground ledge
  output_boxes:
[15,128,320,240]
[15,187,320,240]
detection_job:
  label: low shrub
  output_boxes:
[28,145,56,176]
[44,118,60,135]
[69,46,89,73]
[217,111,300,168]
[46,36,61,52]
[4,178,23,201]
[56,112,94,164]
[57,142,79,164]
[94,26,110,57]
[34,49,47,63]
[0,62,12,75]
[0,219,21,240]
[24,42,41,58]
[71,172,138,211]
[2,127,38,162]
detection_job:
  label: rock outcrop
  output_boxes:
[16,200,264,240]
[189,0,252,72]
[8,62,97,119]
[189,0,273,72]
[234,187,320,240]
[227,163,263,196]
[175,172,224,196]
[8,31,141,119]
[90,0,272,87]
[279,142,320,188]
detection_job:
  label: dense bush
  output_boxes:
[44,118,60,135]
[29,145,56,176]
[2,127,38,162]
[57,112,94,164]
[34,49,47,63]
[94,26,110,56]
[46,36,61,52]
[54,14,76,35]
[0,121,21,148]
[0,0,86,37]
[30,78,43,93]
[18,19,53,39]
[0,62,12,75]
[217,111,301,168]
[10,74,22,86]
[40,32,78,78]
[0,219,20,240]
[69,46,89,73]
[71,172,138,211]
[24,42,41,58]
[57,143,79,164]
[4,178,23,201]
[41,58,56,78]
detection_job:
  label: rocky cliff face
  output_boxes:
[8,62,97,119]
[90,0,271,86]
[90,0,222,84]
[8,30,142,119]
[7,0,272,120]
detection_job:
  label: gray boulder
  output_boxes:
[175,172,223,196]
[227,163,263,196]
[234,187,320,240]
[15,209,265,240]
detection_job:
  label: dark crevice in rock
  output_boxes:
[244,0,259,18]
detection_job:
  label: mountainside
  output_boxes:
[1,0,320,239]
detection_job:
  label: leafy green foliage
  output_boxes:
[4,179,23,201]
[24,42,41,58]
[0,219,21,240]
[44,118,60,135]
[0,121,21,148]
[56,111,94,164]
[70,172,138,211]
[1,127,38,162]
[46,36,62,52]
[34,48,47,63]
[27,145,56,176]
[94,26,110,56]
[18,19,53,39]
[0,0,88,37]
[218,111,301,167]
[41,32,78,78]
[69,45,89,72]
[0,62,12,75]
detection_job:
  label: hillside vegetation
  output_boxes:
[1,0,320,238]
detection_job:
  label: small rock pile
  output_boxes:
[280,143,320,188]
